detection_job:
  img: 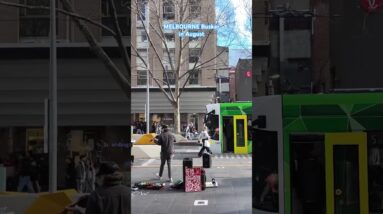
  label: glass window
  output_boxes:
[204,111,218,139]
[165,33,175,42]
[135,49,148,69]
[102,0,130,36]
[189,30,200,41]
[163,49,175,66]
[253,129,278,211]
[102,16,130,36]
[290,135,325,214]
[163,0,175,20]
[368,132,383,212]
[247,116,252,141]
[136,0,148,21]
[188,69,199,85]
[137,71,147,86]
[140,30,148,42]
[189,48,200,63]
[19,0,50,38]
[163,71,175,85]
[188,0,201,19]
[236,119,245,147]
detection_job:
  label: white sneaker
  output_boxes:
[168,178,173,183]
[156,173,162,180]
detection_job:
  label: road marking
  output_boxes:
[141,159,155,167]
[194,200,208,206]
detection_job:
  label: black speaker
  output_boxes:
[202,153,211,168]
[183,158,193,184]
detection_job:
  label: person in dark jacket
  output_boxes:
[63,161,130,214]
[85,161,130,214]
[153,125,176,182]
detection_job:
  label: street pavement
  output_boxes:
[131,154,252,214]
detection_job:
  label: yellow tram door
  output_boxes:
[233,115,248,154]
[324,132,368,214]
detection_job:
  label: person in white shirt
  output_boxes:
[198,126,212,157]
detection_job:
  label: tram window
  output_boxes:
[290,139,325,214]
[253,129,278,211]
[205,114,218,139]
[247,117,252,141]
[368,132,383,212]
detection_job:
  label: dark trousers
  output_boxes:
[159,155,172,179]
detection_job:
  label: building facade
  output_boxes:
[253,0,271,97]
[215,46,230,103]
[235,59,252,101]
[0,0,131,190]
[130,0,217,131]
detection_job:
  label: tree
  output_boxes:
[131,0,238,133]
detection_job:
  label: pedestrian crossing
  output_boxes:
[212,154,252,159]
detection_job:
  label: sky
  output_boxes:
[215,0,252,65]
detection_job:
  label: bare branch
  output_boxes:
[131,40,175,103]
[107,0,131,80]
[134,0,177,101]
[60,0,130,92]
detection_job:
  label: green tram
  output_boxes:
[205,102,252,154]
[253,93,383,214]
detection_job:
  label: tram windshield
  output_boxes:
[204,110,219,140]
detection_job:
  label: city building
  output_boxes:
[130,0,217,131]
[0,0,131,189]
[229,68,236,101]
[215,46,230,103]
[235,58,252,101]
[259,0,383,94]
[253,0,270,97]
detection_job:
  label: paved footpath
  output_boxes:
[131,154,252,214]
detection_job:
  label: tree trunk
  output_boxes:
[172,99,181,134]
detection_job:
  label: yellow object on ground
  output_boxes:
[135,133,157,145]
[25,190,77,214]
[0,191,28,195]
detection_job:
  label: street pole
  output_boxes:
[219,77,222,95]
[146,3,150,134]
[279,16,284,94]
[49,0,57,193]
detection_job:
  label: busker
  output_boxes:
[152,125,176,183]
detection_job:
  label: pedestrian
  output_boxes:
[63,161,130,214]
[152,125,176,182]
[85,158,96,193]
[198,126,212,157]
[75,154,87,193]
[260,171,278,206]
[65,157,76,189]
[17,153,34,193]
[151,121,157,133]
[156,123,162,135]
[185,122,194,140]
[30,158,40,193]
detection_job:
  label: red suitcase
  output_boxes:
[185,167,202,192]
